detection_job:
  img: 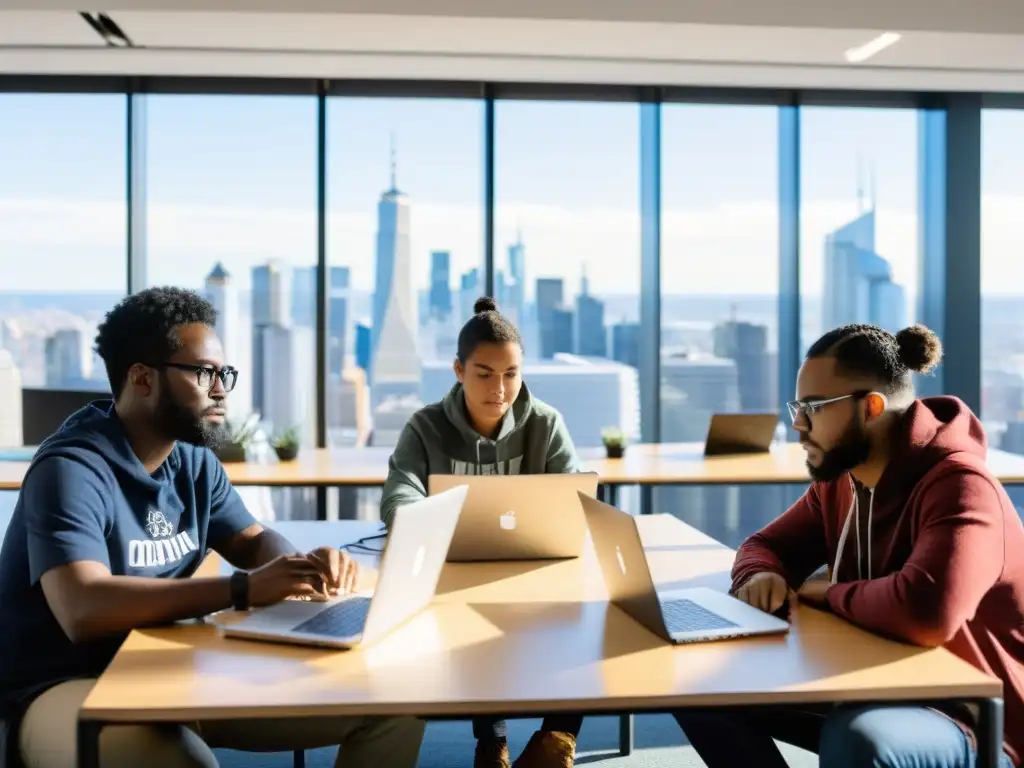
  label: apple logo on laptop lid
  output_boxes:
[499,510,517,531]
[412,545,427,576]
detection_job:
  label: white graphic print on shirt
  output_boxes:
[128,509,199,569]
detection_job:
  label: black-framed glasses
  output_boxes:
[786,390,870,425]
[155,362,238,393]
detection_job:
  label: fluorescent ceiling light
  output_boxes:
[844,32,902,63]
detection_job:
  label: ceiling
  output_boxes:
[0,4,1023,92]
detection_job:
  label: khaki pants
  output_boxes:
[19,679,426,768]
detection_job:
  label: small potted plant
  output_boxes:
[215,414,259,463]
[601,426,627,459]
[272,426,301,462]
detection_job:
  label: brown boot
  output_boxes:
[475,737,511,768]
[512,730,576,768]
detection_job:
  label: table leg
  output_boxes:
[607,485,619,507]
[618,714,634,756]
[976,697,1004,768]
[77,719,101,768]
[316,486,328,521]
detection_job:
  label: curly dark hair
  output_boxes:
[95,286,218,397]
[456,296,523,363]
[806,322,943,395]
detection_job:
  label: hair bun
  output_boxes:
[473,296,498,314]
[895,324,943,374]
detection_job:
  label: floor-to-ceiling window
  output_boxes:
[145,94,318,519]
[980,108,1024,493]
[493,99,642,450]
[799,107,920,355]
[655,103,782,545]
[0,92,127,522]
[326,95,484,519]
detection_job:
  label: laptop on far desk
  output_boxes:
[703,412,779,456]
[579,492,789,644]
[217,484,468,650]
[428,472,599,562]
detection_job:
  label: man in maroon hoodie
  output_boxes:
[673,323,1023,768]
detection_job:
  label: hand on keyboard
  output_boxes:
[307,546,360,597]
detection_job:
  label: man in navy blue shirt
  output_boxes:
[0,287,425,768]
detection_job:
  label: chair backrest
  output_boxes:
[0,714,26,768]
[21,388,111,446]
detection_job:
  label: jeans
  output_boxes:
[673,704,1014,768]
[472,715,584,741]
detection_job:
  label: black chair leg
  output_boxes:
[619,714,634,756]
[293,749,306,768]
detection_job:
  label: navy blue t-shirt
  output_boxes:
[0,401,258,714]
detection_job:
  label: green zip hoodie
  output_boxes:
[380,382,580,527]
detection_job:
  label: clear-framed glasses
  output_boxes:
[786,390,870,425]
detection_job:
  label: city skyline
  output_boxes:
[1,98,1022,462]
[2,96,1023,299]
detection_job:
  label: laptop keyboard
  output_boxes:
[663,598,739,633]
[291,596,372,638]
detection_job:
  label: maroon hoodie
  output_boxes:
[732,396,1024,765]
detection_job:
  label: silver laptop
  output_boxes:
[219,484,468,650]
[428,472,599,562]
[580,492,789,644]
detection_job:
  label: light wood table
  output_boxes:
[76,516,1004,768]
[6,442,1024,493]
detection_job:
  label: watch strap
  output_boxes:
[230,570,250,611]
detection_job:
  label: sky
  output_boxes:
[0,93,1021,299]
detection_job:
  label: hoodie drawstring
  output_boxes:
[832,480,875,585]
[866,488,874,581]
[474,437,504,474]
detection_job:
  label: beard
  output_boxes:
[804,420,871,483]
[155,384,226,449]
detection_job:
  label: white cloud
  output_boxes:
[0,194,1021,296]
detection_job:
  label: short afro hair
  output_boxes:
[95,286,218,397]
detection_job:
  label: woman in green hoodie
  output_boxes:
[381,296,584,768]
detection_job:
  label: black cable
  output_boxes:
[341,530,387,555]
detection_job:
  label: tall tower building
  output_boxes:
[823,209,906,332]
[0,350,22,448]
[204,262,237,358]
[506,231,526,325]
[44,328,88,388]
[428,250,452,322]
[251,260,291,417]
[370,143,419,401]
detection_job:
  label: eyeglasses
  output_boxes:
[786,390,870,425]
[156,362,238,393]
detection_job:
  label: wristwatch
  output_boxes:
[230,570,250,611]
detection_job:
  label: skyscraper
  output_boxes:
[574,269,606,357]
[204,262,238,358]
[251,260,291,417]
[0,350,23,448]
[428,250,452,321]
[370,145,419,401]
[328,266,350,379]
[536,277,572,359]
[459,268,481,324]
[823,209,906,332]
[713,319,774,412]
[44,328,88,388]
[506,232,526,325]
[610,322,641,370]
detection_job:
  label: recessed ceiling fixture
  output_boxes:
[844,32,902,63]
